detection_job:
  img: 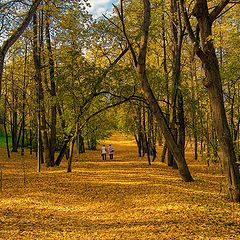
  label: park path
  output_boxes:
[0,134,240,239]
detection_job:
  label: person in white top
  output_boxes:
[101,145,106,160]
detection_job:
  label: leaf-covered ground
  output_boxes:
[0,134,240,239]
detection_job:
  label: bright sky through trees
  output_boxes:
[88,0,118,17]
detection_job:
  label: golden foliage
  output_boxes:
[0,135,240,239]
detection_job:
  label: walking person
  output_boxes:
[108,144,114,160]
[101,145,107,160]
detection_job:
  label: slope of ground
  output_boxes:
[0,134,239,239]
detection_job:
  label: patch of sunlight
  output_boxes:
[101,134,137,146]
[103,141,137,147]
[146,203,186,211]
[147,202,201,212]
[101,180,148,185]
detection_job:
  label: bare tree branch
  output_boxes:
[112,1,138,67]
[209,0,230,22]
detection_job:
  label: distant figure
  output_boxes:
[108,144,114,160]
[151,145,156,162]
[101,145,107,160]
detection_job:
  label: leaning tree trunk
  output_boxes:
[136,0,193,182]
[0,0,42,95]
[55,139,70,166]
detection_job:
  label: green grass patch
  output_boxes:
[0,126,6,147]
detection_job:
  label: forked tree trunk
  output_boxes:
[181,0,240,201]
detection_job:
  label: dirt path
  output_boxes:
[0,135,240,239]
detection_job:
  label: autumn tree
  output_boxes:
[113,0,193,181]
[180,0,240,201]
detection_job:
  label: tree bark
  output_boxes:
[181,0,240,201]
[9,57,18,152]
[4,96,10,158]
[21,43,28,156]
[67,138,76,173]
[55,139,69,166]
[177,90,185,158]
[45,0,56,166]
[33,10,51,166]
[33,13,45,169]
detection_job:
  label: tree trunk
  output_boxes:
[79,135,85,153]
[161,143,167,162]
[33,12,44,170]
[33,11,51,166]
[4,96,10,158]
[207,68,240,201]
[29,123,33,155]
[21,43,28,156]
[45,0,56,166]
[135,104,144,157]
[177,90,185,158]
[160,6,170,164]
[10,57,18,152]
[11,110,18,152]
[55,139,69,166]
[168,0,185,169]
[67,138,75,173]
[185,0,240,201]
